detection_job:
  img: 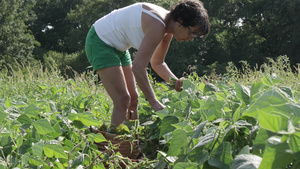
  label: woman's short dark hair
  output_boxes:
[170,0,210,37]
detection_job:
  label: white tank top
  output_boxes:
[93,3,167,51]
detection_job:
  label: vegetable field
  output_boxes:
[1,56,300,169]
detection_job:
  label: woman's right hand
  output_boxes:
[148,97,166,111]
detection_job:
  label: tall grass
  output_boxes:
[1,55,299,117]
[198,55,300,99]
[0,61,112,122]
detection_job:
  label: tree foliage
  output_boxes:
[0,0,37,68]
[1,0,299,76]
[202,0,300,73]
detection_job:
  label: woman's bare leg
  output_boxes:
[122,65,139,120]
[97,66,130,125]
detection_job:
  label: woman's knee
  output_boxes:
[113,92,131,108]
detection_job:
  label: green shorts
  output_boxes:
[85,26,132,71]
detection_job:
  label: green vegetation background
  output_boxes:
[1,0,299,78]
[1,1,300,168]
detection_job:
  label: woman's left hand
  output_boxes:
[175,77,184,92]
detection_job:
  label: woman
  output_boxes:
[85,0,210,125]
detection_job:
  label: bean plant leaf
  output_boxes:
[24,104,41,118]
[32,141,44,159]
[21,152,30,166]
[243,89,287,118]
[188,150,209,166]
[28,157,44,166]
[33,119,56,135]
[88,133,107,143]
[203,83,219,95]
[208,141,233,169]
[171,120,192,131]
[289,132,300,159]
[279,86,294,99]
[47,122,63,138]
[159,115,179,137]
[191,132,216,151]
[238,145,250,155]
[259,136,294,169]
[250,81,264,99]
[43,144,68,159]
[68,112,102,127]
[253,128,274,150]
[155,109,169,119]
[258,111,285,132]
[167,129,187,156]
[192,120,208,140]
[0,110,8,123]
[232,154,262,169]
[173,162,199,169]
[71,153,84,168]
[182,79,196,92]
[17,114,32,124]
[235,83,250,104]
[262,75,273,86]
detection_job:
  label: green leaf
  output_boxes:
[183,79,196,93]
[232,154,262,169]
[171,120,190,129]
[208,141,233,169]
[39,85,48,90]
[173,162,199,169]
[279,86,294,99]
[155,109,169,119]
[159,115,179,137]
[289,132,300,159]
[192,132,216,150]
[259,136,294,169]
[199,82,205,91]
[17,114,32,124]
[250,82,264,99]
[232,105,241,122]
[33,119,56,135]
[29,156,44,166]
[235,83,250,104]
[63,139,74,149]
[5,98,11,108]
[48,122,63,138]
[24,104,40,118]
[167,129,187,156]
[238,146,250,155]
[88,133,107,143]
[188,150,209,165]
[262,74,273,86]
[253,128,274,150]
[243,89,287,117]
[258,111,283,132]
[71,153,84,168]
[241,89,300,128]
[203,83,219,95]
[32,141,44,159]
[0,110,8,123]
[43,144,68,159]
[192,121,207,139]
[21,152,30,167]
[95,133,107,143]
[68,112,102,127]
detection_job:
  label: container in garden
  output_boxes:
[94,130,140,159]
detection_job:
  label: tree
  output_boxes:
[0,0,37,68]
[201,0,300,74]
[29,0,84,57]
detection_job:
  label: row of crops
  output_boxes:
[0,56,299,168]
